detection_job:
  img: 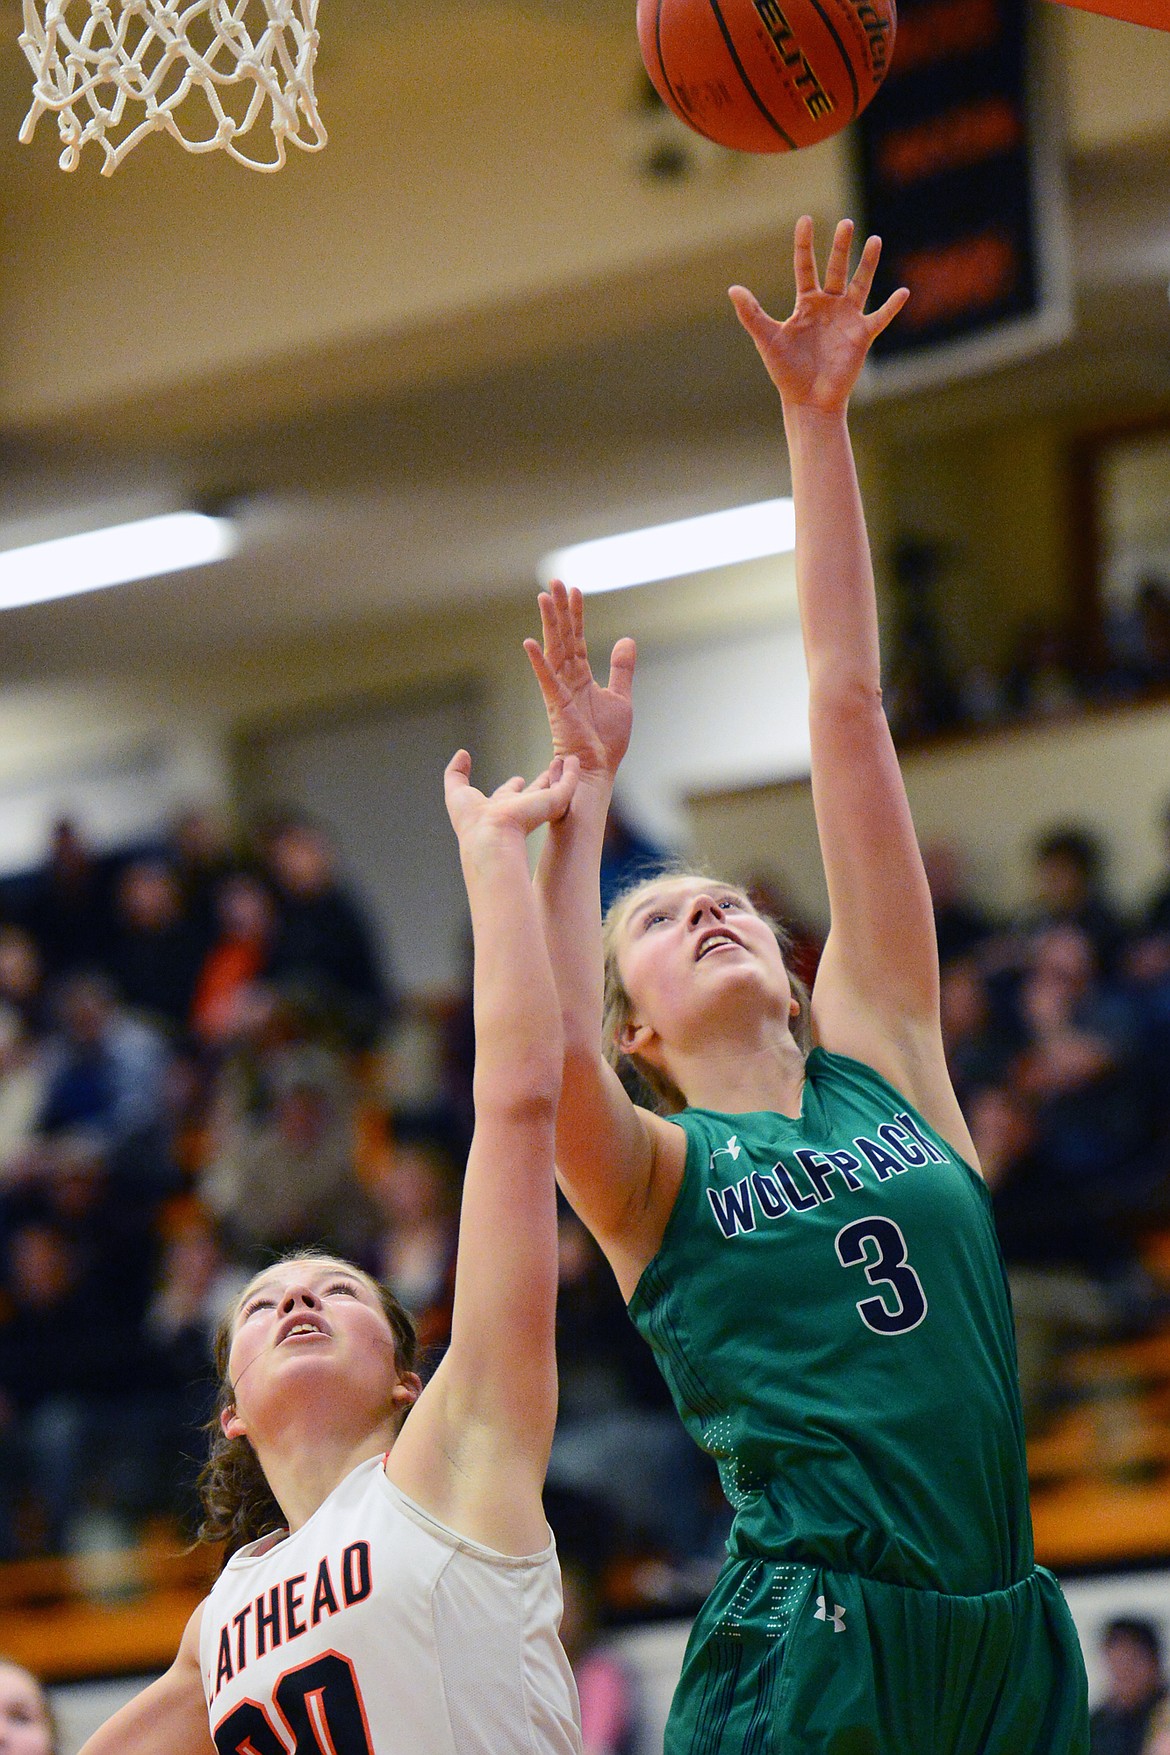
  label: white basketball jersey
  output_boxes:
[199,1455,582,1755]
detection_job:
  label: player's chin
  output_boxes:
[271,1336,341,1371]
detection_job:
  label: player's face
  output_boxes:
[0,1664,54,1755]
[226,1260,405,1438]
[616,877,793,1046]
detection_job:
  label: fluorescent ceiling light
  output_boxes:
[0,511,236,611]
[539,497,796,595]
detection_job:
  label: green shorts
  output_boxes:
[665,1557,1088,1755]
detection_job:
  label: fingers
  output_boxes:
[848,232,881,306]
[557,580,588,672]
[567,584,587,657]
[729,284,779,352]
[528,753,580,825]
[444,749,472,789]
[866,284,910,338]
[536,587,564,670]
[524,636,567,711]
[535,578,590,674]
[792,214,819,296]
[443,749,475,830]
[607,636,637,700]
[822,217,854,296]
[490,755,580,829]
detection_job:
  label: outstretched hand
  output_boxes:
[524,579,635,784]
[444,749,581,847]
[730,216,908,414]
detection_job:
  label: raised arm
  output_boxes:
[77,1603,213,1755]
[526,591,686,1296]
[730,217,976,1161]
[389,752,580,1551]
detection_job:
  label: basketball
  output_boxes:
[637,0,897,154]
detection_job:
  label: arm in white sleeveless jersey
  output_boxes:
[76,1602,213,1755]
[388,752,577,1555]
[731,218,978,1168]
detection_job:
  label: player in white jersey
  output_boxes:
[77,751,585,1755]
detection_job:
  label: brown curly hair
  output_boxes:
[601,868,812,1114]
[196,1250,418,1561]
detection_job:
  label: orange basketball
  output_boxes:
[637,0,896,154]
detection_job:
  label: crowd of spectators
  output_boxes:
[0,806,399,1559]
[884,565,1170,745]
[12,775,1170,1712]
[0,795,720,1687]
[934,815,1170,1428]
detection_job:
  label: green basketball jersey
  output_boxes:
[627,1047,1033,1596]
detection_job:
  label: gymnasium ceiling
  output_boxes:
[0,0,1168,678]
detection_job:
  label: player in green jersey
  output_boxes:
[525,217,1089,1754]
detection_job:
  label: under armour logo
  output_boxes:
[814,1595,846,1633]
[711,1136,741,1171]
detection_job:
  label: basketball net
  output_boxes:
[18,0,327,174]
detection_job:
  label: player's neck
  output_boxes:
[673,1024,807,1117]
[256,1421,398,1534]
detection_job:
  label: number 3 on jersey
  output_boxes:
[214,1653,373,1755]
[834,1216,928,1336]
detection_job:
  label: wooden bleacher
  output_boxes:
[0,1530,217,1680]
[1029,1236,1170,1570]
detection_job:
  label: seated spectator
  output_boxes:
[940,957,1015,1106]
[0,1659,58,1755]
[548,1211,716,1563]
[364,1124,459,1353]
[0,1219,148,1554]
[21,816,112,977]
[32,973,172,1194]
[1127,804,1170,1127]
[144,1201,248,1381]
[260,813,395,1049]
[0,926,48,1037]
[559,1554,642,1755]
[143,1202,249,1530]
[169,804,236,939]
[1133,576,1170,687]
[199,990,367,1260]
[921,840,992,967]
[972,1083,1113,1428]
[1104,574,1170,698]
[0,1004,49,1185]
[1089,1616,1166,1755]
[1129,797,1170,984]
[882,535,962,740]
[1004,615,1085,720]
[1027,825,1127,977]
[1010,924,1149,1184]
[977,1082,1124,1278]
[599,798,670,918]
[190,870,275,1047]
[106,858,207,1032]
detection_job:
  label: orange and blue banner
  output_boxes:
[1041,0,1169,27]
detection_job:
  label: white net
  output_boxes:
[18,0,326,174]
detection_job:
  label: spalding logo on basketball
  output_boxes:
[637,0,897,154]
